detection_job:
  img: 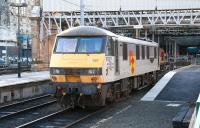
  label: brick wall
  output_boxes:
[31,18,57,71]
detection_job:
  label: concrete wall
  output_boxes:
[0,82,49,103]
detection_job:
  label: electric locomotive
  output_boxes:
[50,26,159,108]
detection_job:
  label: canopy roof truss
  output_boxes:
[40,9,200,40]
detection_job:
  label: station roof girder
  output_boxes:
[39,9,200,41]
[42,10,200,28]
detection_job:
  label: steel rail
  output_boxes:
[16,108,69,128]
[63,108,104,128]
[0,94,50,109]
[0,99,56,119]
[17,107,105,128]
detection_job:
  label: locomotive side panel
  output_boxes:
[102,38,159,83]
[117,42,136,79]
[135,46,159,76]
[102,56,115,82]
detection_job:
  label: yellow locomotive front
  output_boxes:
[50,27,111,108]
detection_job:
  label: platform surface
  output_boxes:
[142,65,200,102]
[156,65,200,102]
[141,71,176,101]
[0,71,49,88]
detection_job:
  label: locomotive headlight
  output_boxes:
[88,69,95,75]
[55,69,60,74]
[87,68,102,75]
[50,68,65,75]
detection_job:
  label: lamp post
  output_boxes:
[10,2,27,78]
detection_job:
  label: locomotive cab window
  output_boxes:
[54,36,106,53]
[78,38,104,53]
[55,38,78,53]
[136,45,140,60]
[123,43,128,60]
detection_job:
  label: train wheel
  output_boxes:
[115,92,121,101]
[127,78,133,95]
[106,87,116,103]
[60,95,72,108]
[55,88,63,106]
[60,95,67,108]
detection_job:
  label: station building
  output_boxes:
[0,0,34,63]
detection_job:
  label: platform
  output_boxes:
[142,65,200,102]
[0,71,49,87]
[141,65,200,128]
[156,66,200,102]
[0,71,50,103]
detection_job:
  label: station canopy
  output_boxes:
[43,0,200,12]
[41,0,200,48]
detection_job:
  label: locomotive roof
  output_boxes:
[57,26,158,46]
[118,36,158,46]
[57,26,116,37]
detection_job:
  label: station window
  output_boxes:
[136,45,140,60]
[147,46,150,59]
[106,37,114,56]
[123,43,128,60]
[154,47,157,58]
[142,46,145,59]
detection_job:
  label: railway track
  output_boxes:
[0,95,60,128]
[0,66,31,75]
[17,107,103,128]
[0,78,158,128]
[0,85,154,128]
[15,90,147,128]
[0,95,54,118]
